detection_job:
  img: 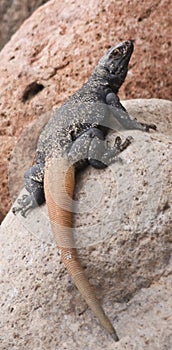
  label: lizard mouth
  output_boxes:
[110,40,133,58]
[119,40,134,62]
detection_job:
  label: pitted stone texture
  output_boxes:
[0,0,171,220]
[1,109,171,349]
[0,0,49,50]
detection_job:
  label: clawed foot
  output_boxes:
[140,122,157,132]
[115,135,134,150]
[12,194,37,217]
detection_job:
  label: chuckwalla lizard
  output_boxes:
[13,40,156,340]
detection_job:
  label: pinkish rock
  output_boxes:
[0,0,49,50]
[0,0,171,220]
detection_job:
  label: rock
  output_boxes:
[1,100,171,349]
[0,0,171,221]
[0,0,49,50]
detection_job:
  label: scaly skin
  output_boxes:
[13,40,156,340]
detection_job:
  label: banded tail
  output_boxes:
[44,158,119,341]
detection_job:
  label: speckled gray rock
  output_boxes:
[0,99,172,349]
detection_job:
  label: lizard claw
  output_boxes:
[140,123,157,132]
[119,135,134,150]
[125,135,134,143]
[115,136,122,146]
[12,194,38,217]
[115,135,134,151]
[145,123,157,131]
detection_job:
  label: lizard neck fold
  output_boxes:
[82,74,118,100]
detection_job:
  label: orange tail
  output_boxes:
[44,158,119,341]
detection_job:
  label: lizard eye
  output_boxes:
[109,48,122,60]
[109,46,128,60]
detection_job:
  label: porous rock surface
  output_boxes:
[1,101,172,349]
[0,0,49,50]
[0,0,172,221]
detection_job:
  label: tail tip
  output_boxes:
[111,331,119,342]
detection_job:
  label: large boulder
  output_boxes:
[1,98,171,349]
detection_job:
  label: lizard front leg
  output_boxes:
[12,163,45,217]
[67,127,104,168]
[88,134,133,168]
[67,126,132,169]
[106,92,157,132]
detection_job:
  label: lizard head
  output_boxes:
[95,40,134,92]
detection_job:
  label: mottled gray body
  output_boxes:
[36,65,149,163]
[13,40,156,215]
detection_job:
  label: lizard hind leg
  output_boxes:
[12,163,45,217]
